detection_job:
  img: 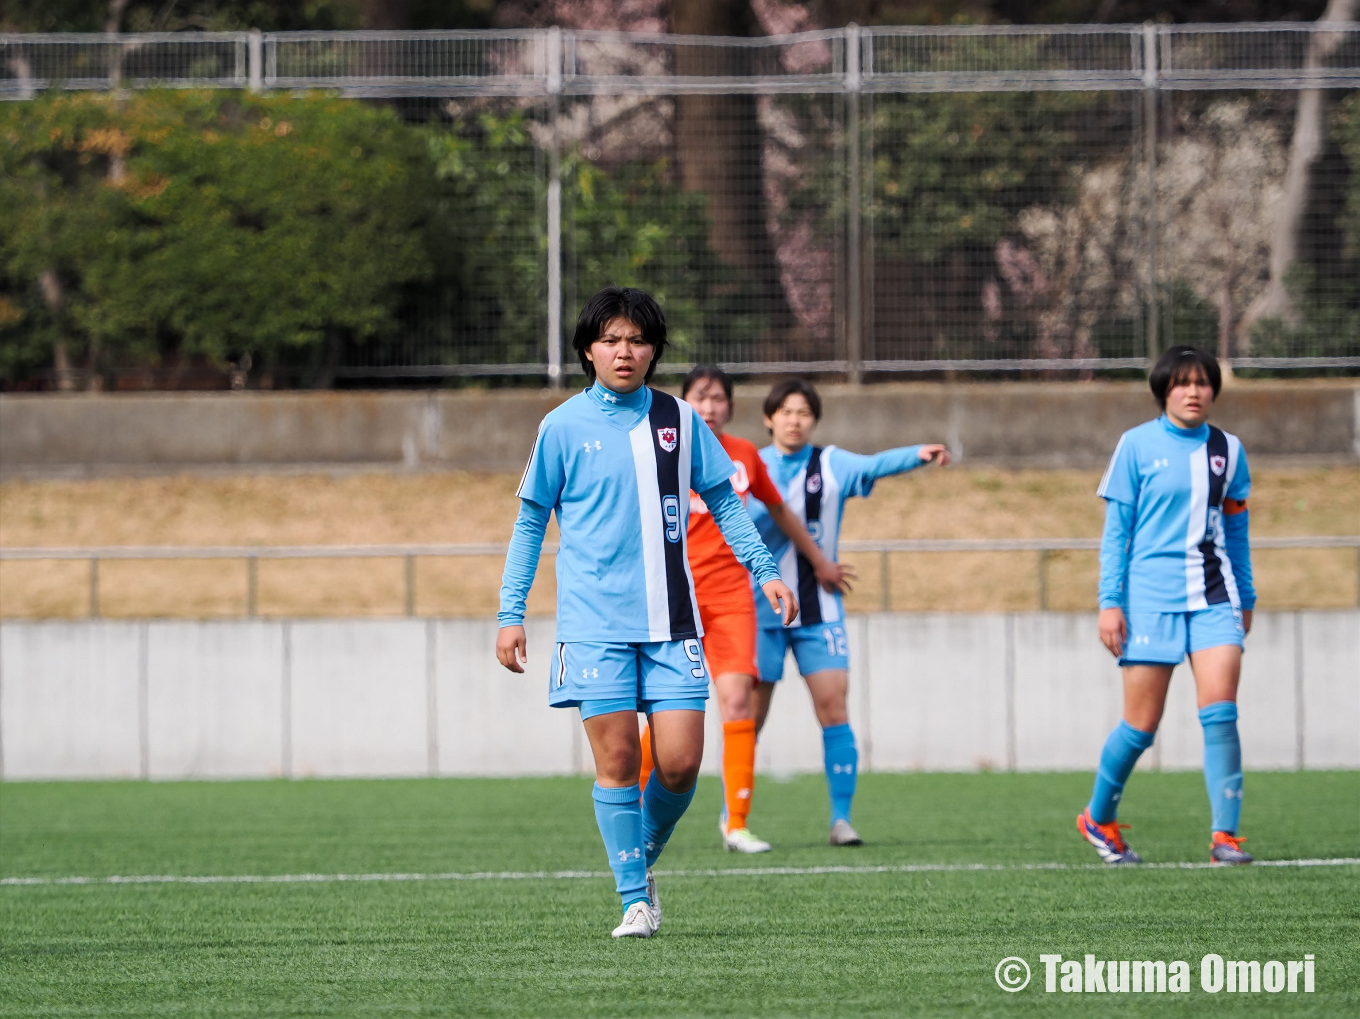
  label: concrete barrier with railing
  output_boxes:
[3,536,1358,617]
[1,609,1355,781]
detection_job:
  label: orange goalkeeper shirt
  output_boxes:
[687,433,784,612]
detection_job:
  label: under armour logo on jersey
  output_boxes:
[656,427,677,453]
[582,667,599,679]
[1149,457,1169,469]
[582,440,602,452]
[832,762,854,775]
[1210,454,1227,476]
[600,390,619,403]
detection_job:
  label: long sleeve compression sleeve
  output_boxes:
[1098,498,1134,610]
[861,444,927,481]
[1224,509,1255,610]
[701,479,781,587]
[497,499,551,627]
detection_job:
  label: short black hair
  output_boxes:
[763,378,822,421]
[1149,346,1221,409]
[682,364,733,403]
[571,287,668,384]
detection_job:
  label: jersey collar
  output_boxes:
[587,379,651,427]
[768,443,814,467]
[1158,414,1210,441]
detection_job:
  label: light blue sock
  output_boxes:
[822,723,858,825]
[1088,720,1156,824]
[592,783,648,910]
[1199,701,1243,834]
[641,777,695,868]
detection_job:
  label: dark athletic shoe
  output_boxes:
[1210,831,1253,866]
[1077,808,1143,864]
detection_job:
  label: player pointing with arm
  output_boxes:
[496,288,796,938]
[1078,346,1256,866]
[749,379,950,846]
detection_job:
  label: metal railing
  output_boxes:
[3,536,1356,617]
[3,24,1359,382]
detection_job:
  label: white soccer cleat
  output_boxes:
[721,825,772,854]
[611,900,658,938]
[828,819,863,846]
[646,869,662,926]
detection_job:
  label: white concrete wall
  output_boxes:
[1,612,1355,780]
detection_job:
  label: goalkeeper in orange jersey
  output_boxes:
[638,366,850,853]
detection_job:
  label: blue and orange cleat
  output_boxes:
[1077,808,1143,864]
[1210,831,1253,865]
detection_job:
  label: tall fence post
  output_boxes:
[246,556,258,618]
[1142,22,1159,361]
[404,554,417,617]
[845,24,863,386]
[88,557,99,618]
[247,29,263,93]
[546,27,564,390]
[1036,549,1049,611]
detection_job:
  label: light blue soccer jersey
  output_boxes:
[506,382,767,643]
[1097,416,1253,613]
[750,443,925,629]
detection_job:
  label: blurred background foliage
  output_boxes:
[0,1,1353,388]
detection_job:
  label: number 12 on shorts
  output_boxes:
[684,639,706,678]
[823,626,848,657]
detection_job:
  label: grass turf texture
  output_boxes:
[2,773,1356,1017]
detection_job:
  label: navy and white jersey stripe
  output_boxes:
[629,392,702,641]
[772,446,844,627]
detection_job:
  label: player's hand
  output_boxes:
[1242,609,1252,636]
[814,557,856,594]
[1098,607,1126,659]
[496,625,528,673]
[762,579,799,626]
[918,444,951,467]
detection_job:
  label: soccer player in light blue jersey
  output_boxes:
[747,379,951,846]
[1078,346,1257,867]
[496,288,796,938]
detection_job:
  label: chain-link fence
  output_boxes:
[2,23,1358,386]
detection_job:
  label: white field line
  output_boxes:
[3,857,1358,888]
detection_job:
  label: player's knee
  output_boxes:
[654,747,703,789]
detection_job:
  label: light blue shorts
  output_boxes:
[550,639,709,709]
[1119,603,1245,667]
[757,624,850,682]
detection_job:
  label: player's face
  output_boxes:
[586,316,654,394]
[1164,367,1214,429]
[685,377,732,433]
[764,393,817,454]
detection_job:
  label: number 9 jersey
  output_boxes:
[515,384,738,644]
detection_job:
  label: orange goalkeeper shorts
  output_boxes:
[699,598,759,680]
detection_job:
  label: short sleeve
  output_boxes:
[516,419,565,509]
[1227,442,1251,501]
[1096,433,1139,505]
[690,410,737,495]
[747,450,784,507]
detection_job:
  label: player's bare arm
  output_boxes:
[767,501,855,594]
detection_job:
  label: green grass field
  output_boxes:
[2,772,1357,1017]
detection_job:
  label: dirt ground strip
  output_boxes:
[1,467,1354,618]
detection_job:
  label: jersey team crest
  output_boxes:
[807,473,822,494]
[657,427,678,453]
[1210,454,1227,476]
